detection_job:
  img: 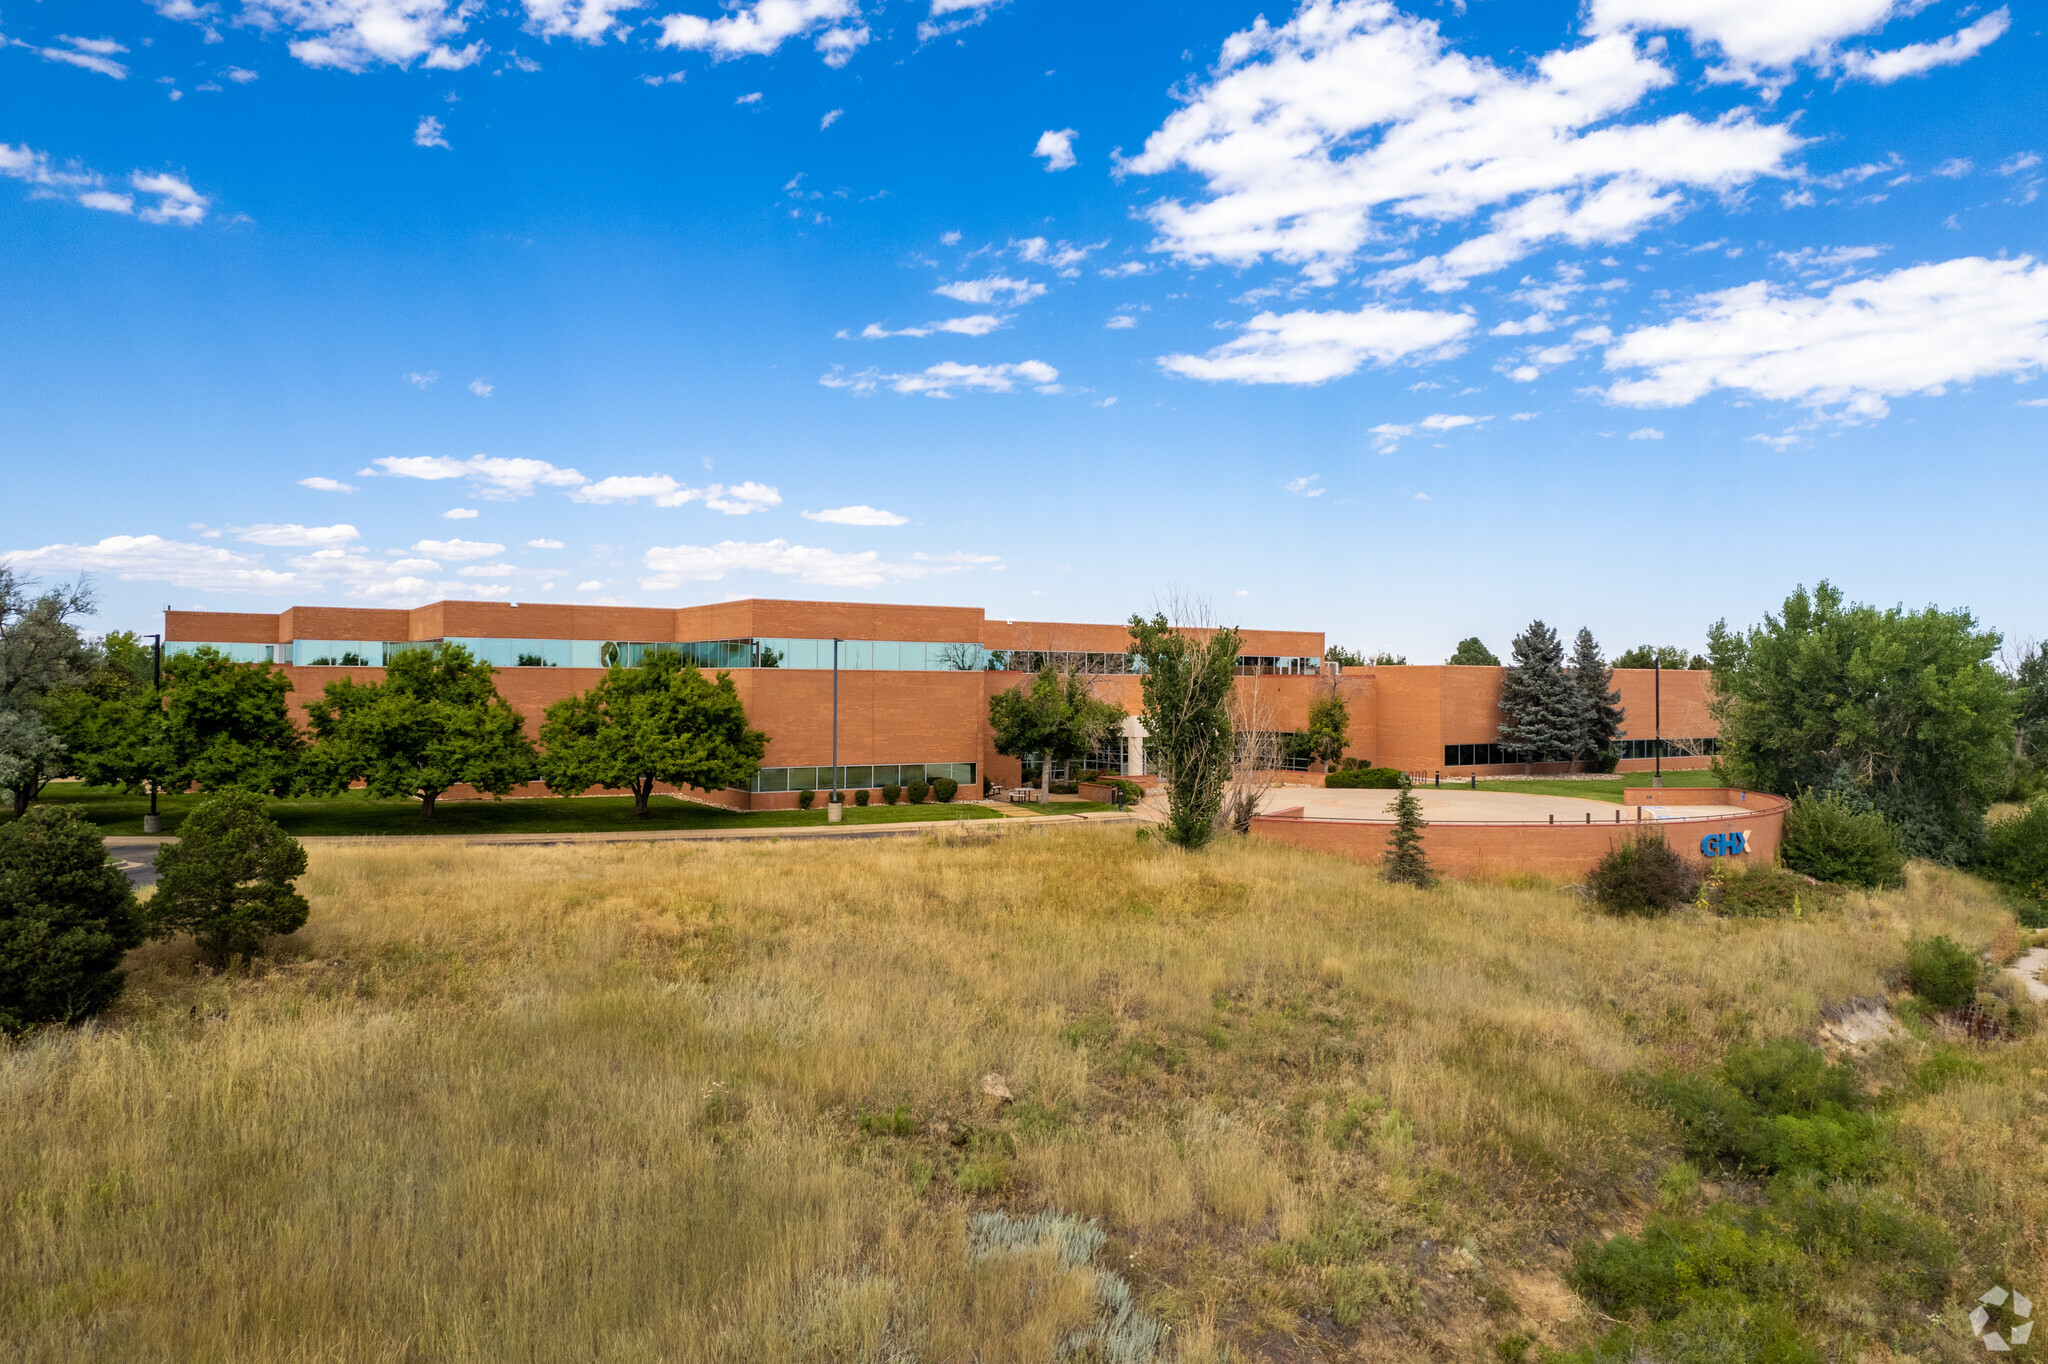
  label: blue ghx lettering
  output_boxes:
[1701,830,1751,857]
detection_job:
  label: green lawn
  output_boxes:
[1002,800,1125,816]
[9,785,1001,837]
[1419,767,1730,804]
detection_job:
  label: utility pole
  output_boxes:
[144,632,163,834]
[1652,657,1663,790]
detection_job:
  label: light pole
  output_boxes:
[1652,657,1663,790]
[829,637,841,821]
[144,632,163,833]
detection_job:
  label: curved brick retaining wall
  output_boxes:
[1248,788,1787,881]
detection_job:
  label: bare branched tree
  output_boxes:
[1220,668,1286,835]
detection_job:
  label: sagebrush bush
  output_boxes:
[1905,935,1979,1008]
[1588,834,1696,915]
[1780,791,1905,888]
[0,805,144,1035]
[1979,799,2048,922]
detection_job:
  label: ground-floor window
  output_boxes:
[749,762,977,792]
[1441,738,1720,765]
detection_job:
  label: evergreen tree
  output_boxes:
[1446,637,1500,667]
[539,650,767,816]
[149,790,308,967]
[0,805,144,1034]
[1382,780,1433,888]
[1569,628,1625,771]
[302,643,537,819]
[1497,620,1583,774]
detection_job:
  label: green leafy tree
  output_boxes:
[159,646,303,797]
[148,790,308,967]
[2003,641,2048,797]
[1569,628,1625,772]
[1323,645,1367,668]
[1446,637,1500,667]
[0,570,97,817]
[302,643,537,819]
[538,650,767,816]
[1127,611,1240,849]
[1707,582,2015,862]
[1369,651,1407,666]
[988,666,1125,802]
[1382,781,1433,888]
[1614,645,1708,670]
[43,632,174,804]
[0,805,144,1034]
[1304,689,1350,771]
[1497,620,1583,774]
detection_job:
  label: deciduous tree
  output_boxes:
[161,646,303,797]
[1128,605,1239,849]
[1304,689,1350,772]
[302,644,537,819]
[0,571,96,817]
[539,650,766,816]
[988,665,1124,802]
[1446,637,1500,667]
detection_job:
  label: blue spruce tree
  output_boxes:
[1497,620,1583,775]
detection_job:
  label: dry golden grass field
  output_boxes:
[2,828,2040,1363]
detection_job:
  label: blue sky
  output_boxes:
[3,0,2043,661]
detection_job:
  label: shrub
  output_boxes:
[149,790,309,968]
[1094,776,1145,806]
[854,788,869,807]
[1326,766,1404,789]
[0,805,145,1036]
[1589,834,1696,915]
[881,784,900,805]
[932,776,958,803]
[797,788,814,810]
[1980,798,2048,921]
[1709,865,1840,918]
[906,780,928,805]
[1049,781,1080,795]
[1648,1040,1887,1181]
[1780,791,1905,888]
[1905,935,1979,1008]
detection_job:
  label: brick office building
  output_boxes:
[166,598,1717,806]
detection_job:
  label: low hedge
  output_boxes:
[1326,767,1404,789]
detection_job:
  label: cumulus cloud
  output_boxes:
[642,538,994,589]
[802,505,909,526]
[569,476,781,512]
[232,523,361,547]
[523,0,643,42]
[528,538,566,548]
[1033,128,1077,171]
[0,146,210,226]
[129,172,208,226]
[442,507,479,519]
[1105,314,1138,330]
[298,476,356,493]
[919,0,1005,39]
[657,0,869,67]
[819,360,1060,397]
[1627,426,1665,440]
[363,454,588,499]
[468,378,493,396]
[238,0,482,72]
[411,537,507,560]
[1,535,296,592]
[1369,412,1488,452]
[414,116,451,149]
[1124,1,1800,288]
[1602,255,2048,421]
[1588,0,2006,82]
[1839,8,2010,83]
[1159,304,1473,385]
[933,275,1046,306]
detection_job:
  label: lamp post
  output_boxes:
[829,637,842,822]
[144,632,163,833]
[1652,657,1663,790]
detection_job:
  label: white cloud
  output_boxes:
[2020,398,2048,408]
[657,0,869,67]
[803,505,909,526]
[933,275,1046,306]
[239,0,481,72]
[1369,412,1488,451]
[442,507,479,519]
[576,579,605,590]
[919,0,1005,40]
[736,90,762,103]
[226,66,260,82]
[31,35,130,79]
[569,476,780,513]
[1775,244,1885,275]
[79,191,136,214]
[820,108,842,130]
[523,0,643,43]
[412,538,507,561]
[130,172,208,226]
[1124,1,1800,289]
[1585,0,1994,81]
[404,370,440,387]
[1839,8,2010,84]
[528,538,566,548]
[1627,426,1665,440]
[298,476,357,492]
[1998,152,2041,177]
[1033,128,1077,172]
[702,481,781,515]
[819,360,1060,397]
[1,535,296,592]
[232,522,361,547]
[1013,237,1103,274]
[414,116,451,149]
[1282,475,1325,497]
[1932,157,1974,179]
[642,538,993,589]
[456,562,518,577]
[1510,411,1539,420]
[1603,255,2048,421]
[365,454,587,499]
[468,378,493,396]
[8,146,213,227]
[1159,304,1473,385]
[860,313,1008,339]
[1105,314,1138,330]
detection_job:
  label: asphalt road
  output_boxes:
[108,847,159,889]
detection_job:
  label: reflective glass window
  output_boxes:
[845,766,873,789]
